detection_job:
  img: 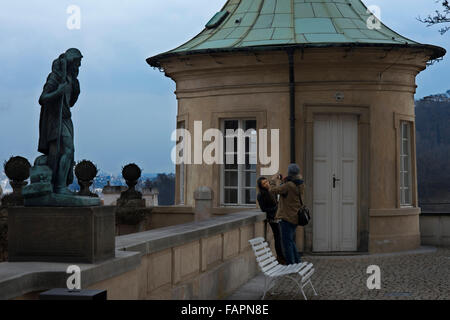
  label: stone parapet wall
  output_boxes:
[115,209,267,299]
[420,213,450,246]
[0,209,268,300]
[0,207,7,262]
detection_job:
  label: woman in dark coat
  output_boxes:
[257,177,286,265]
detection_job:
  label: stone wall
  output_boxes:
[144,206,195,230]
[0,207,7,262]
[116,205,247,236]
[0,210,270,300]
[114,210,268,299]
[420,213,450,246]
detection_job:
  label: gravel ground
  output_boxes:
[229,246,450,300]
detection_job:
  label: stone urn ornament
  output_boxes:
[120,163,143,201]
[74,160,98,197]
[1,156,31,206]
[116,163,146,226]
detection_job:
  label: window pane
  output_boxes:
[245,131,257,168]
[405,188,411,205]
[225,120,238,130]
[245,120,256,130]
[225,153,237,168]
[245,129,257,150]
[402,139,409,156]
[401,172,405,189]
[404,170,410,189]
[224,136,237,153]
[245,188,256,204]
[403,156,410,174]
[225,163,238,170]
[245,172,256,187]
[225,171,238,187]
[224,189,238,204]
[245,163,257,171]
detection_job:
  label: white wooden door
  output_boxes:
[313,114,358,252]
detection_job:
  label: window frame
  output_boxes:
[220,118,257,206]
[394,113,417,208]
[399,121,412,206]
[176,116,188,205]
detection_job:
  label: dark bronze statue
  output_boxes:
[22,48,100,206]
[38,48,82,195]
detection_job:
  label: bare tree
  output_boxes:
[418,0,450,34]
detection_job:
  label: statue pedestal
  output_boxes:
[8,206,115,263]
[23,192,101,207]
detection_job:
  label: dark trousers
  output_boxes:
[279,219,300,264]
[268,222,285,261]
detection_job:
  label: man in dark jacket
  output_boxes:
[270,164,304,264]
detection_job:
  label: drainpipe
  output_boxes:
[287,49,296,163]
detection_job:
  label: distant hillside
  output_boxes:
[415,92,450,212]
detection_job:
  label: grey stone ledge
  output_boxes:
[421,212,450,216]
[116,209,265,255]
[0,250,140,300]
[305,246,437,260]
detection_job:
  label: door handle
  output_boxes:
[333,175,341,188]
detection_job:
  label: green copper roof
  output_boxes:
[148,0,446,66]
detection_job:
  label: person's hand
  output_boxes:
[271,173,281,181]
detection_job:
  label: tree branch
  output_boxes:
[417,0,450,34]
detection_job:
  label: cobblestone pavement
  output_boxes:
[229,246,450,300]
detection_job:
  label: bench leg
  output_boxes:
[300,287,308,300]
[261,277,268,300]
[284,275,306,300]
[262,276,275,300]
[307,279,318,296]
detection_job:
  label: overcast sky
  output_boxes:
[0,0,448,174]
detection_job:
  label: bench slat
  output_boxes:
[301,268,315,283]
[261,260,279,273]
[298,263,313,277]
[254,246,271,257]
[257,252,274,263]
[248,237,265,245]
[252,242,268,251]
[265,264,285,276]
[276,264,300,276]
[257,247,272,254]
[260,256,277,268]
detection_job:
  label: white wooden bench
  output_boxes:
[249,237,318,300]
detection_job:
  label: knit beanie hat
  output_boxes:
[287,163,300,177]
